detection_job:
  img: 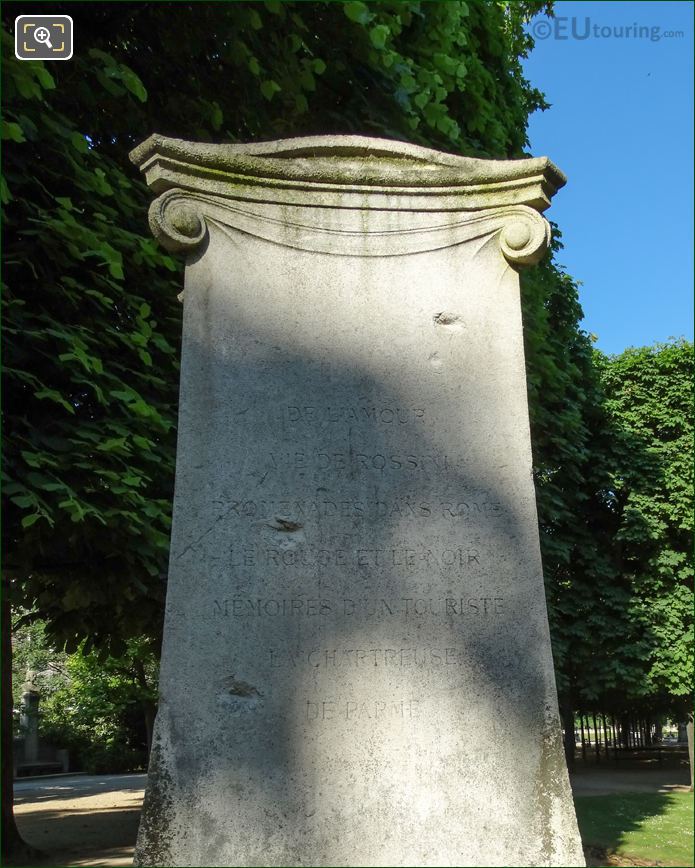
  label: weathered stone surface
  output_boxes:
[130,135,584,867]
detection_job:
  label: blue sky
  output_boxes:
[522,0,693,355]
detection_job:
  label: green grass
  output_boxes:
[574,791,694,866]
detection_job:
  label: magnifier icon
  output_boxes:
[34,26,53,49]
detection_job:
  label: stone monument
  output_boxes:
[130,134,585,867]
[20,676,39,764]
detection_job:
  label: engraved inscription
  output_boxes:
[305,698,421,722]
[266,451,463,475]
[269,647,471,668]
[230,545,481,570]
[223,497,503,520]
[213,598,332,617]
[281,405,426,426]
[212,596,504,617]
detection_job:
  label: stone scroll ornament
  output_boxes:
[130,135,585,867]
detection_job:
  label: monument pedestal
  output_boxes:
[131,135,584,867]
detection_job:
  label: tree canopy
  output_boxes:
[597,340,693,711]
[2,0,554,656]
[2,0,691,733]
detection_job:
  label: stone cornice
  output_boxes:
[130,134,564,265]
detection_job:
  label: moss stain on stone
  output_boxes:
[532,707,583,866]
[134,731,176,867]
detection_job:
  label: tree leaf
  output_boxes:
[260,79,281,100]
[343,1,372,24]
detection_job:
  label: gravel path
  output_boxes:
[12,774,145,867]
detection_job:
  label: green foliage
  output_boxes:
[328,0,550,151]
[597,340,694,704]
[10,618,67,716]
[522,246,623,698]
[11,614,156,773]
[15,1,550,159]
[536,337,694,717]
[2,27,178,654]
[1,1,553,657]
[519,234,657,709]
[37,637,157,774]
[3,2,687,727]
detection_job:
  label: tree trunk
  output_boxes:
[1,590,32,861]
[133,658,156,757]
[560,702,575,771]
[585,714,592,761]
[142,701,155,756]
[593,712,601,762]
[602,712,610,759]
[687,713,694,793]
[579,713,586,762]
